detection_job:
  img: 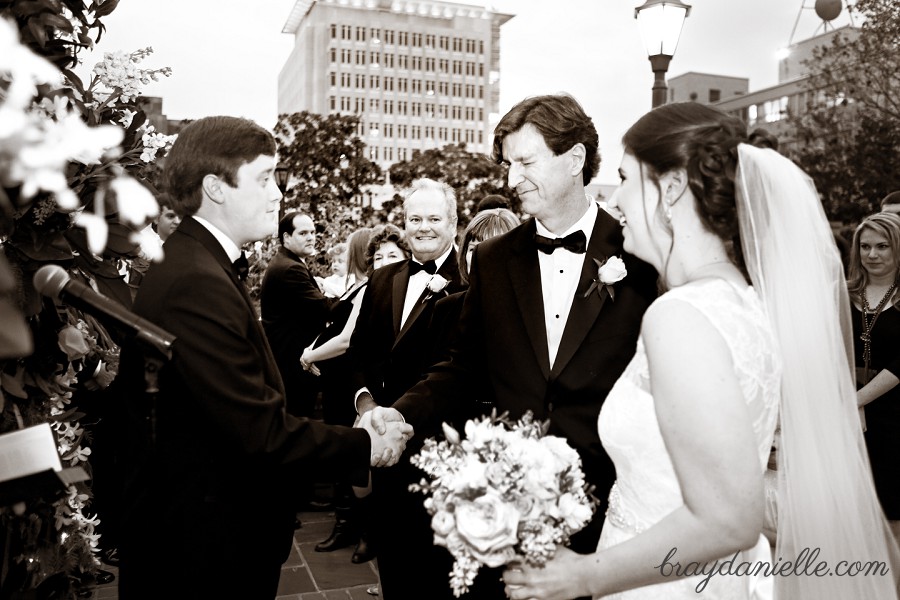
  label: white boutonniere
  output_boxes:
[583,255,627,301]
[423,274,450,303]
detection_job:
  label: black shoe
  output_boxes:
[351,537,375,564]
[301,498,334,512]
[315,526,357,552]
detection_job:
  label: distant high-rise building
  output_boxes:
[278,0,514,173]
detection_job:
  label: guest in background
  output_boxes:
[301,227,376,563]
[319,241,350,298]
[365,223,409,272]
[350,179,467,599]
[476,193,510,212]
[260,210,333,418]
[748,126,779,151]
[881,191,900,215]
[849,212,900,543]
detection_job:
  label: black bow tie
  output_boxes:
[534,230,587,255]
[408,260,437,276]
[232,252,249,281]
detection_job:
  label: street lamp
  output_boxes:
[634,0,691,108]
[274,164,289,220]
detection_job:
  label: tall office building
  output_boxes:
[278,0,514,175]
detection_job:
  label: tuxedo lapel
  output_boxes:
[391,262,410,338]
[394,249,459,349]
[509,222,551,379]
[551,210,614,380]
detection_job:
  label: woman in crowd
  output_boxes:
[301,227,374,563]
[848,212,900,543]
[503,102,899,600]
[366,223,409,272]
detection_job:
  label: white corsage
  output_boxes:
[583,255,626,301]
[422,274,450,303]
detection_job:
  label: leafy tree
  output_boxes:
[787,0,900,222]
[272,112,383,268]
[387,143,518,225]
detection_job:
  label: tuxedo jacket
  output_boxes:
[114,217,369,595]
[260,246,334,411]
[349,249,466,421]
[393,209,658,544]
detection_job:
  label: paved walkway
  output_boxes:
[82,509,381,599]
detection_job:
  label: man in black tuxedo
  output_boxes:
[113,116,411,600]
[371,94,658,597]
[261,211,333,418]
[349,178,466,599]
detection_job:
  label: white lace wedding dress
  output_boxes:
[596,279,781,600]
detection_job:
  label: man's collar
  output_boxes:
[192,215,242,262]
[535,199,598,244]
[412,244,453,272]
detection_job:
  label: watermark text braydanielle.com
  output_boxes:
[656,547,891,593]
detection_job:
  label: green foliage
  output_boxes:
[787,0,900,222]
[388,143,518,225]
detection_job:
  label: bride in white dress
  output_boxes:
[503,103,899,600]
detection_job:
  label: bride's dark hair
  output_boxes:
[623,103,749,277]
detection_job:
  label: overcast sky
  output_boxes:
[77,0,855,184]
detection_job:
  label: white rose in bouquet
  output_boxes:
[454,492,521,563]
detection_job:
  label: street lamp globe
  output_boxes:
[274,164,290,195]
[634,0,691,108]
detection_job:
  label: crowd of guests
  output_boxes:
[78,94,900,600]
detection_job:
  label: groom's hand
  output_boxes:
[357,408,413,467]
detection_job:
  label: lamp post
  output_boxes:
[634,0,691,109]
[274,164,289,220]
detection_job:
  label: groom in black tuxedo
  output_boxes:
[378,94,658,597]
[349,178,466,599]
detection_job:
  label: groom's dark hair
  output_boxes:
[491,94,600,185]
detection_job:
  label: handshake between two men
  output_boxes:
[356,406,411,467]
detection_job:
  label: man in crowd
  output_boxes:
[368,94,658,598]
[261,210,333,418]
[349,178,466,599]
[113,116,411,599]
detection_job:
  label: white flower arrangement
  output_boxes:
[409,410,596,597]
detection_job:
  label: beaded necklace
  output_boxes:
[860,280,898,378]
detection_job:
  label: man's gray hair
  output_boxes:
[403,178,458,225]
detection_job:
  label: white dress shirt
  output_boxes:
[192,215,242,262]
[534,201,597,368]
[401,245,453,327]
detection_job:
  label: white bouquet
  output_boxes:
[409,411,596,597]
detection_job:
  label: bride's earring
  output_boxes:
[664,201,673,222]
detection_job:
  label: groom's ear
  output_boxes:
[660,168,689,206]
[568,143,586,178]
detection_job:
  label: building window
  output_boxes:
[411,102,421,116]
[465,106,474,120]
[370,146,379,160]
[452,106,461,119]
[341,49,351,64]
[370,75,380,88]
[425,57,435,71]
[330,24,336,39]
[355,97,365,113]
[439,59,449,73]
[465,84,475,98]
[330,48,336,63]
[330,72,336,86]
[465,129,474,143]
[453,37,462,52]
[452,128,461,142]
[370,98,380,112]
[425,81,435,95]
[384,53,394,68]
[425,102,435,117]
[439,36,449,50]
[329,96,336,110]
[709,89,721,103]
[438,81,448,95]
[438,104,448,118]
[371,28,380,42]
[384,100,393,114]
[356,50,366,65]
[466,39,475,53]
[479,40,484,54]
[398,101,407,115]
[452,83,461,97]
[341,96,351,111]
[384,77,394,91]
[439,127,447,141]
[398,78,408,93]
[355,74,366,89]
[412,56,421,70]
[411,80,421,94]
[425,34,435,48]
[399,148,407,161]
[341,72,351,87]
[356,26,366,42]
[341,25,351,40]
[425,126,434,139]
[370,51,380,67]
[398,55,408,69]
[384,123,393,137]
[384,29,394,44]
[411,125,421,139]
[412,32,422,47]
[398,31,408,46]
[385,146,393,161]
[398,124,407,137]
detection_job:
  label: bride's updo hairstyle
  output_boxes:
[622,103,749,272]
